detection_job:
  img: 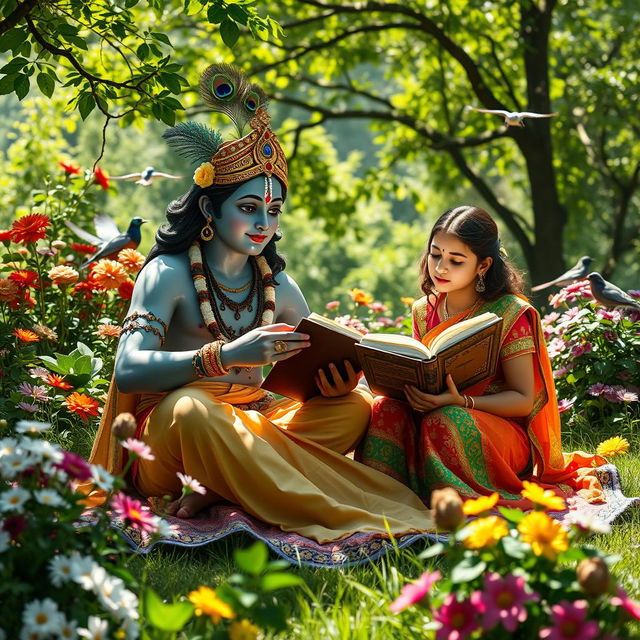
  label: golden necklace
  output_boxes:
[442,294,481,321]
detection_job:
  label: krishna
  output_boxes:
[86,64,433,542]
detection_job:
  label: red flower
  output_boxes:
[118,279,134,300]
[0,230,12,243]
[55,450,92,481]
[2,515,27,540]
[10,214,51,244]
[63,392,100,422]
[59,161,81,175]
[72,273,101,300]
[8,270,39,288]
[70,243,97,254]
[13,328,40,342]
[44,374,73,390]
[93,166,110,190]
[10,290,36,310]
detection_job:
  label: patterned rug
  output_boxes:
[110,464,638,568]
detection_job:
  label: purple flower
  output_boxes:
[617,389,638,403]
[55,451,93,481]
[553,366,569,379]
[603,385,624,403]
[571,342,592,358]
[603,330,618,342]
[588,383,607,396]
[17,382,50,403]
[16,402,39,413]
[629,290,640,299]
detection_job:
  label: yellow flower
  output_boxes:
[188,585,235,623]
[463,515,508,549]
[462,492,499,516]
[521,481,566,512]
[194,162,215,188]
[349,287,373,306]
[596,436,630,458]
[518,511,569,561]
[400,296,415,306]
[229,619,260,640]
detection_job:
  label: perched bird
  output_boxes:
[65,214,148,269]
[531,256,594,292]
[464,106,557,127]
[587,272,640,311]
[109,166,182,186]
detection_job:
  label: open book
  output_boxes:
[355,312,503,399]
[261,311,502,402]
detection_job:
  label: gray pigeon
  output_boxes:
[587,272,640,311]
[531,256,593,292]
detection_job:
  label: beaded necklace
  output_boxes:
[189,241,276,341]
[205,256,259,320]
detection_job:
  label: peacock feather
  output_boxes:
[162,122,223,165]
[199,63,268,137]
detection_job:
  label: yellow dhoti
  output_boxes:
[88,380,433,543]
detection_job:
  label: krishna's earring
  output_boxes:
[200,215,215,242]
[475,272,486,293]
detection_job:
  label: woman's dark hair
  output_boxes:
[142,177,287,277]
[418,205,525,301]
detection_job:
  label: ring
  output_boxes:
[274,340,288,353]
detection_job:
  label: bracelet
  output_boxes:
[192,351,206,378]
[463,395,469,409]
[199,340,229,377]
[469,396,475,409]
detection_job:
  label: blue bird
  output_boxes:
[110,166,183,186]
[65,214,149,269]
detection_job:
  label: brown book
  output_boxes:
[261,313,364,402]
[355,313,503,400]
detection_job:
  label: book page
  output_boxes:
[427,312,499,354]
[359,333,432,359]
[307,312,365,340]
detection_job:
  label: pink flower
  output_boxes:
[603,330,618,342]
[610,587,640,620]
[553,366,569,379]
[557,397,576,413]
[177,472,206,495]
[121,438,155,461]
[370,301,387,313]
[629,290,640,299]
[541,312,560,326]
[434,594,479,640]
[325,301,340,310]
[16,402,39,413]
[588,383,607,396]
[546,338,567,359]
[389,570,440,613]
[17,382,50,403]
[55,451,92,481]
[603,385,624,403]
[539,600,599,640]
[111,492,158,533]
[617,390,638,403]
[597,308,622,322]
[571,342,592,358]
[470,573,538,632]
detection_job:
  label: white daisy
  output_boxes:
[155,518,177,539]
[120,617,140,640]
[0,486,31,513]
[0,437,17,456]
[48,554,75,587]
[115,589,139,621]
[69,554,97,590]
[90,466,115,491]
[19,628,43,640]
[35,489,66,508]
[58,615,78,640]
[0,453,32,479]
[15,420,52,434]
[96,577,125,616]
[20,439,63,464]
[176,472,206,495]
[22,598,63,636]
[568,513,612,535]
[0,530,10,553]
[77,616,108,640]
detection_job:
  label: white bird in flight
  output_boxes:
[109,166,183,186]
[464,106,557,127]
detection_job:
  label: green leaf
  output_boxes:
[207,5,228,24]
[78,92,95,120]
[151,32,172,47]
[235,541,268,576]
[260,572,304,592]
[0,74,17,95]
[228,4,248,25]
[252,604,287,632]
[76,342,93,356]
[498,507,525,523]
[0,57,29,74]
[143,589,194,632]
[37,72,55,97]
[14,74,29,100]
[0,28,27,53]
[418,542,445,559]
[450,558,486,584]
[220,20,240,48]
[501,536,527,559]
[159,72,182,94]
[137,42,150,61]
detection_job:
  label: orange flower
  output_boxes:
[118,279,134,300]
[0,278,20,302]
[10,214,51,244]
[349,288,373,306]
[44,374,73,390]
[91,259,128,289]
[8,270,39,288]
[13,328,40,342]
[96,323,121,338]
[93,166,110,190]
[117,248,145,273]
[63,392,100,422]
[59,161,81,175]
[48,265,79,286]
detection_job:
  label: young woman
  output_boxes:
[86,65,433,542]
[358,205,605,507]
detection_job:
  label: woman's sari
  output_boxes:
[358,293,606,508]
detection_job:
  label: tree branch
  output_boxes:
[0,0,38,36]
[281,10,339,30]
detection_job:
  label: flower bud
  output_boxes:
[431,487,464,531]
[0,418,7,432]
[577,557,610,596]
[112,412,137,441]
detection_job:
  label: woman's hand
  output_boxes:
[220,323,310,368]
[404,374,465,412]
[315,360,360,398]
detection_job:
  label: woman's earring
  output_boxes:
[475,272,486,293]
[200,215,215,242]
